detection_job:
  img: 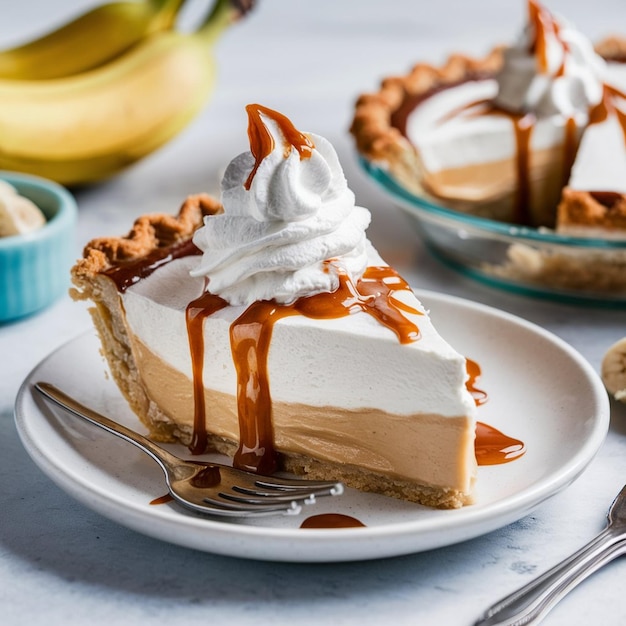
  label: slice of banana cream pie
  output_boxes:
[71,104,477,508]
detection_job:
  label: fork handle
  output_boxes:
[34,381,182,474]
[474,529,626,626]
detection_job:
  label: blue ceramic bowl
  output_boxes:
[0,171,77,322]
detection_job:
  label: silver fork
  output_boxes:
[474,483,626,625]
[34,382,344,518]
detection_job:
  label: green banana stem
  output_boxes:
[147,0,188,33]
[197,0,255,44]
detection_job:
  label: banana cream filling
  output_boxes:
[114,250,477,499]
[129,333,476,492]
[405,79,584,226]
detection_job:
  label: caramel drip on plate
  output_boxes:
[465,357,526,465]
[465,357,488,406]
[186,264,422,473]
[244,103,315,190]
[476,422,526,465]
[300,514,366,529]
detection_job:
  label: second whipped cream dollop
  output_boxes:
[192,105,371,306]
[494,0,605,118]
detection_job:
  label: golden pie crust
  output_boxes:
[557,188,626,232]
[72,193,223,278]
[70,193,223,444]
[350,46,502,183]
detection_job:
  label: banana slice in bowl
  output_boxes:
[0,171,77,322]
[0,180,46,237]
[602,338,626,403]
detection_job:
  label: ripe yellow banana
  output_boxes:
[0,0,187,80]
[602,337,626,403]
[0,0,252,186]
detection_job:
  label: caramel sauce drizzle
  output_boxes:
[185,264,422,473]
[111,89,531,483]
[562,116,578,186]
[512,112,536,225]
[589,84,626,140]
[244,103,315,190]
[476,422,526,465]
[149,493,174,505]
[465,357,488,406]
[104,239,201,293]
[185,291,228,455]
[465,358,526,465]
[528,0,568,76]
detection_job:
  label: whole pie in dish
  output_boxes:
[71,104,479,509]
[351,0,626,236]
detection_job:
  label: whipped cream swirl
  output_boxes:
[494,0,605,118]
[191,105,371,306]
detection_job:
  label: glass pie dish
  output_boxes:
[360,158,626,307]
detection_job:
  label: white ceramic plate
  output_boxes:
[14,290,609,562]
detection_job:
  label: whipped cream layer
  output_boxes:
[408,67,626,210]
[406,79,573,174]
[569,111,626,195]
[122,245,475,418]
[494,1,605,118]
[192,105,371,306]
[406,77,576,224]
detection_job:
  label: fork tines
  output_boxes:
[199,478,344,518]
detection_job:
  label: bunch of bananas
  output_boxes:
[0,0,254,186]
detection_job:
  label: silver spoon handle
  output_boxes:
[34,381,181,473]
[474,529,626,626]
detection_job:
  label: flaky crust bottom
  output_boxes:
[557,188,626,232]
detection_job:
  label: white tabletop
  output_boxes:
[2,1,626,624]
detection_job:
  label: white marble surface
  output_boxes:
[2,0,626,624]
